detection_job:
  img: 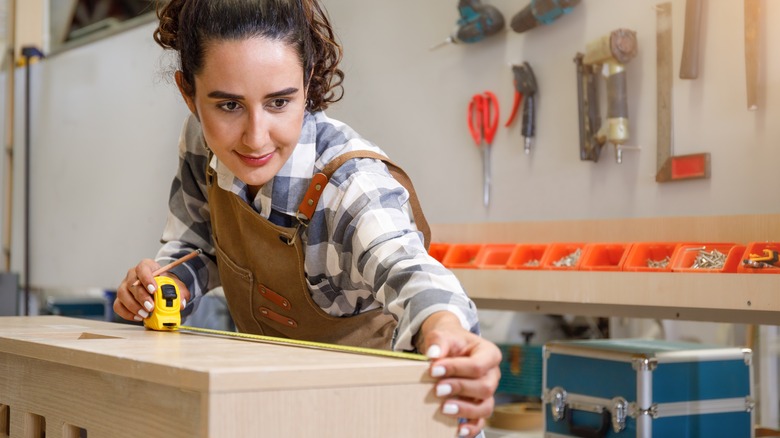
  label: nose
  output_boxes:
[242,109,269,149]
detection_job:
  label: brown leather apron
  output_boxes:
[207,150,431,349]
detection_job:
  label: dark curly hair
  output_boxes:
[154,0,344,112]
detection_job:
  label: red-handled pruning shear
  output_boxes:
[468,91,499,208]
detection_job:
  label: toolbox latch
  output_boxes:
[611,397,629,433]
[549,386,568,422]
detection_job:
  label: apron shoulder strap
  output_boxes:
[297,150,432,249]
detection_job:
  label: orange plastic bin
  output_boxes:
[474,244,516,269]
[441,244,484,269]
[541,243,587,270]
[623,242,680,272]
[428,243,451,263]
[738,242,780,274]
[506,244,549,270]
[670,243,746,273]
[579,243,633,271]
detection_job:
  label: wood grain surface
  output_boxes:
[0,316,456,438]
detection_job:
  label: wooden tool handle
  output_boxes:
[745,0,760,110]
[680,0,703,79]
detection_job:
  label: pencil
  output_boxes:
[131,248,203,288]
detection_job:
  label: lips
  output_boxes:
[236,150,274,167]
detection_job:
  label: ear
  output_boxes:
[175,71,198,118]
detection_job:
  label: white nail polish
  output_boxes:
[458,426,469,437]
[138,309,149,319]
[442,403,459,415]
[143,301,154,312]
[133,315,143,322]
[426,344,442,359]
[181,299,187,309]
[436,383,452,397]
[431,365,446,378]
[147,283,156,293]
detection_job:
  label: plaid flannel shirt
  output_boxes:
[156,112,479,351]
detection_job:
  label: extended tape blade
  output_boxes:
[178,325,428,361]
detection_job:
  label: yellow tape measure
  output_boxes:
[177,325,428,361]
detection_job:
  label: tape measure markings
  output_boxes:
[178,325,428,362]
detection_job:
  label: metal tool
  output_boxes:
[574,29,638,163]
[679,0,704,79]
[430,0,505,49]
[743,249,779,269]
[468,91,499,208]
[510,0,581,33]
[144,278,426,361]
[655,2,711,183]
[574,53,601,162]
[505,62,538,154]
[744,0,760,110]
[21,46,44,316]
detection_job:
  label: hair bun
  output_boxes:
[153,0,186,50]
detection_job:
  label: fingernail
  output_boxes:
[431,365,446,378]
[436,383,452,397]
[181,298,187,309]
[143,301,154,312]
[458,426,469,437]
[442,403,459,415]
[133,315,143,322]
[426,344,442,359]
[138,309,149,319]
[147,283,156,293]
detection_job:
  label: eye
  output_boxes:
[218,101,242,112]
[269,98,289,110]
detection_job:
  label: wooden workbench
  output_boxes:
[0,316,455,438]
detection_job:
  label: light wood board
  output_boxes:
[0,316,455,438]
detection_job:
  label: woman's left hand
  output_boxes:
[418,311,502,438]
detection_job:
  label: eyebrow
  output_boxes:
[207,87,299,100]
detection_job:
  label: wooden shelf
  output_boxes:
[431,214,780,324]
[453,269,780,324]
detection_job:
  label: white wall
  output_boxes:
[324,0,780,222]
[1,23,189,290]
[0,0,778,291]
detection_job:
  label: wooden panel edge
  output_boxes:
[431,214,780,243]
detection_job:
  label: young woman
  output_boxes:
[114,1,501,436]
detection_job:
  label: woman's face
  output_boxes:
[178,37,306,193]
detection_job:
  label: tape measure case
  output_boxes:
[542,339,754,437]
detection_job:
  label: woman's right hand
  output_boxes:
[113,259,191,322]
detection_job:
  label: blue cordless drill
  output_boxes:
[431,0,505,48]
[510,0,581,33]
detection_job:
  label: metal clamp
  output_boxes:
[746,397,756,412]
[632,357,658,372]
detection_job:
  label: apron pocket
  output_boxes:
[212,239,259,331]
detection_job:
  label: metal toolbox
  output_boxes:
[542,339,754,437]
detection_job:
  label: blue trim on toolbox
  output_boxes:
[546,408,751,437]
[653,360,751,403]
[546,407,639,437]
[653,411,752,438]
[547,354,637,400]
